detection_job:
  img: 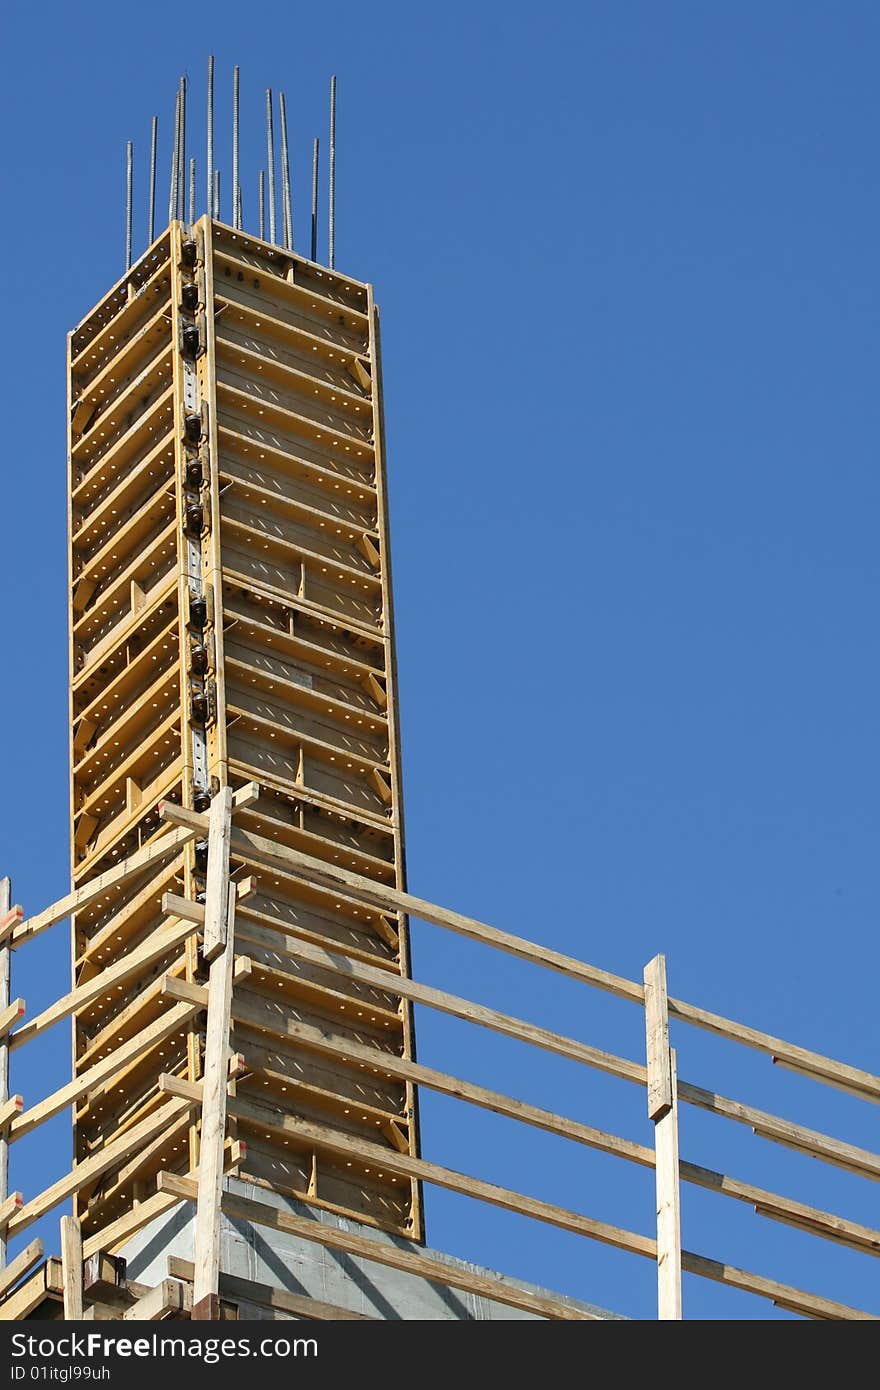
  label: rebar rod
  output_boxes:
[206,55,214,220]
[279,90,293,249]
[266,88,277,244]
[125,141,133,270]
[169,88,180,222]
[328,75,336,268]
[232,66,240,228]
[311,136,319,262]
[148,116,157,244]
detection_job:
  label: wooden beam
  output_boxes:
[161,878,255,925]
[0,1193,22,1229]
[0,1258,62,1321]
[644,955,681,1320]
[82,1190,180,1261]
[0,1239,43,1302]
[348,356,372,393]
[10,918,194,1051]
[0,1098,22,1131]
[202,787,233,963]
[167,1257,375,1320]
[679,1248,876,1320]
[160,957,251,1012]
[11,1000,199,1143]
[667,995,880,1104]
[192,888,237,1306]
[0,907,22,941]
[8,827,196,949]
[0,1000,24,1040]
[77,856,185,973]
[677,1159,880,1258]
[677,1079,880,1180]
[158,1173,598,1321]
[8,1098,192,1238]
[60,1215,83,1319]
[157,780,259,824]
[122,1278,192,1319]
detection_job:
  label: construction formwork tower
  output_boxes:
[67,197,421,1248]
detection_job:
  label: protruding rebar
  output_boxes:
[148,115,157,244]
[259,170,266,241]
[328,75,336,268]
[214,168,220,220]
[178,76,187,224]
[279,90,293,249]
[189,156,196,224]
[311,137,319,262]
[125,141,133,270]
[169,88,181,222]
[237,185,243,230]
[265,88,277,244]
[206,55,214,220]
[232,66,240,228]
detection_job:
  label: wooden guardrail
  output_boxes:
[0,785,876,1320]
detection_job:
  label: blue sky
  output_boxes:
[0,1,877,1319]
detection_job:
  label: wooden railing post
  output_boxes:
[60,1214,83,1319]
[192,788,235,1320]
[644,953,682,1319]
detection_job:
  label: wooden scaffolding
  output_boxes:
[66,219,420,1260]
[0,220,875,1322]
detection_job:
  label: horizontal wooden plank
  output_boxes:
[679,1249,876,1320]
[679,1080,880,1181]
[0,1193,23,1229]
[669,997,880,1104]
[0,1258,62,1321]
[0,1240,44,1303]
[8,1098,192,1238]
[680,1161,880,1256]
[161,877,255,925]
[0,1097,23,1131]
[11,1000,199,1142]
[10,919,193,1050]
[9,827,196,948]
[0,999,24,1038]
[122,1278,192,1320]
[83,1190,180,1261]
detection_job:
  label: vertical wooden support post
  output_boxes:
[192,822,236,1318]
[202,787,233,963]
[0,876,10,1270]
[60,1215,83,1320]
[643,953,682,1320]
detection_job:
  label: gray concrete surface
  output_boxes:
[120,1177,624,1320]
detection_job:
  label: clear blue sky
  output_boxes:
[0,1,877,1320]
